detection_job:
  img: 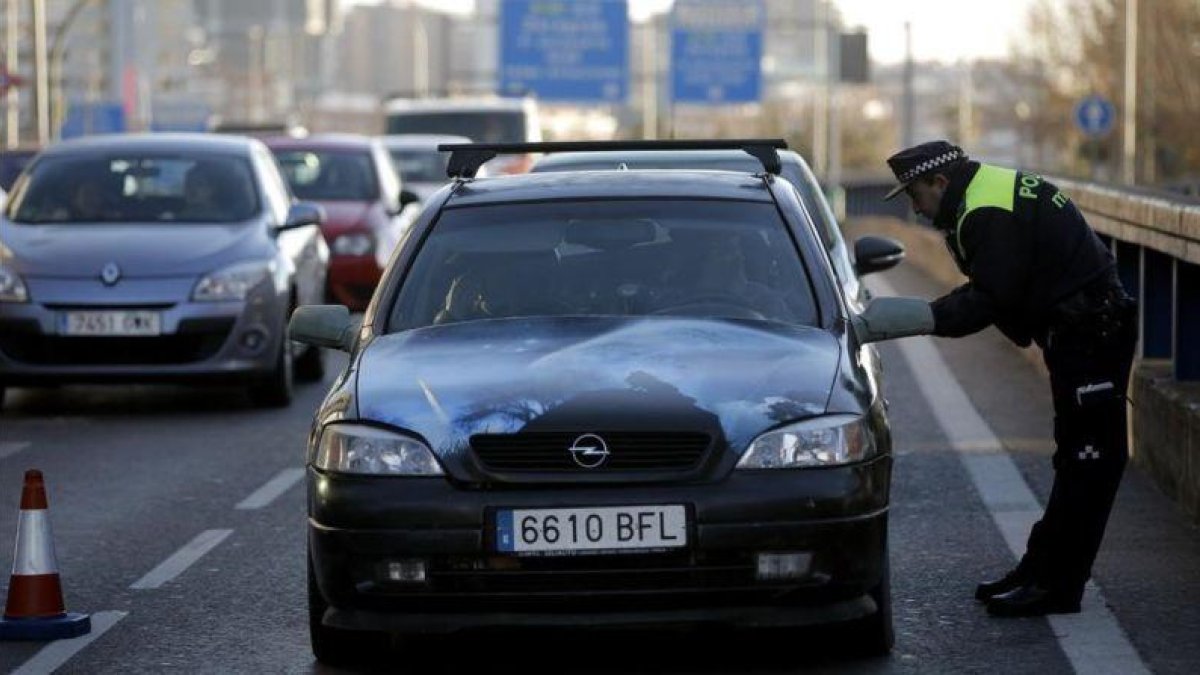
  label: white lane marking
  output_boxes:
[130,529,233,590]
[871,276,1150,675]
[0,441,32,460]
[235,467,305,510]
[10,610,127,675]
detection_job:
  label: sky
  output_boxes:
[345,0,1040,64]
[835,0,1039,64]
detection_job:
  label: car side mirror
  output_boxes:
[851,297,935,345]
[282,202,325,230]
[289,305,355,352]
[854,236,905,277]
[398,188,420,208]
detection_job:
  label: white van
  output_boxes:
[383,97,542,174]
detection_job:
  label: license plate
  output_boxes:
[60,311,161,336]
[496,505,687,555]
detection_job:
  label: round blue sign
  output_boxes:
[1074,95,1116,137]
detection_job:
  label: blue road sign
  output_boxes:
[1074,94,1116,137]
[60,102,126,139]
[671,0,764,105]
[499,0,628,103]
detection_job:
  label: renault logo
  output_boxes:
[568,433,610,469]
[100,262,122,286]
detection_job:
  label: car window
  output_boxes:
[389,149,447,183]
[273,150,379,201]
[7,154,259,223]
[388,200,819,332]
[385,112,525,143]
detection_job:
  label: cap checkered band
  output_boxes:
[898,149,963,183]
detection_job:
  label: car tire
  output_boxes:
[248,332,294,408]
[309,558,383,666]
[294,343,325,382]
[0,385,6,410]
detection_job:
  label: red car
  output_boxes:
[266,134,415,310]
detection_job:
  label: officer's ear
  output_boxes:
[931,173,951,190]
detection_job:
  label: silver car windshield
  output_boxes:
[7,154,260,224]
[388,199,818,332]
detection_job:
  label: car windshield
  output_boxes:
[385,112,524,144]
[388,200,818,332]
[273,150,378,201]
[388,149,446,183]
[6,154,259,224]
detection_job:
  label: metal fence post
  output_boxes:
[1141,249,1173,359]
[1175,261,1200,381]
[1116,240,1141,299]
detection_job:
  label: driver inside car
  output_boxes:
[654,229,790,320]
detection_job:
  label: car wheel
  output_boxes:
[248,332,293,408]
[0,385,6,410]
[308,557,383,665]
[294,343,325,382]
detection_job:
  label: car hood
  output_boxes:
[0,219,266,278]
[356,316,841,458]
[313,201,372,236]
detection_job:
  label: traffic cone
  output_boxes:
[0,470,90,640]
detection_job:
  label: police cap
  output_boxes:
[884,140,967,200]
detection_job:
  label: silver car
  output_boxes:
[0,133,329,408]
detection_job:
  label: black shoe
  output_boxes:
[974,569,1029,602]
[986,583,1081,617]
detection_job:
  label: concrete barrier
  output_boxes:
[846,216,1200,523]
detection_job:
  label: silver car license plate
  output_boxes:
[60,311,162,336]
[496,505,687,554]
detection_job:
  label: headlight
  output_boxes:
[737,415,875,469]
[315,423,444,476]
[192,260,272,302]
[0,263,28,302]
[332,233,374,256]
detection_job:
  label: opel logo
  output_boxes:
[100,262,122,286]
[568,433,610,469]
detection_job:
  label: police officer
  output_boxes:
[883,141,1138,617]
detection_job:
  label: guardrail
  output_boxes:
[842,176,1200,382]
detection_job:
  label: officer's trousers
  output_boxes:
[1018,304,1138,601]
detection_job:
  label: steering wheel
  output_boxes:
[650,293,767,321]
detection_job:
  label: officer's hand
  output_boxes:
[852,297,935,344]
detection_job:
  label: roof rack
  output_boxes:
[439,139,788,179]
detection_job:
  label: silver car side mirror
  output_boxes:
[289,305,355,352]
[851,297,935,344]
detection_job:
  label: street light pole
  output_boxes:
[6,0,20,148]
[32,0,49,144]
[1122,0,1137,184]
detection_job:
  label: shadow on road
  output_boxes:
[309,626,893,675]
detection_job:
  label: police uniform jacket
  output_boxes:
[930,161,1117,347]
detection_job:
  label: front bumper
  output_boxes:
[309,457,891,633]
[0,294,287,386]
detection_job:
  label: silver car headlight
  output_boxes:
[315,423,444,476]
[0,263,28,303]
[331,232,374,257]
[737,415,875,469]
[192,260,273,302]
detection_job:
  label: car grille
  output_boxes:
[0,318,235,366]
[470,432,711,473]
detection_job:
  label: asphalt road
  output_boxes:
[1,262,1198,674]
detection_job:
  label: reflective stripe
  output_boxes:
[10,510,60,576]
[955,164,1018,259]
